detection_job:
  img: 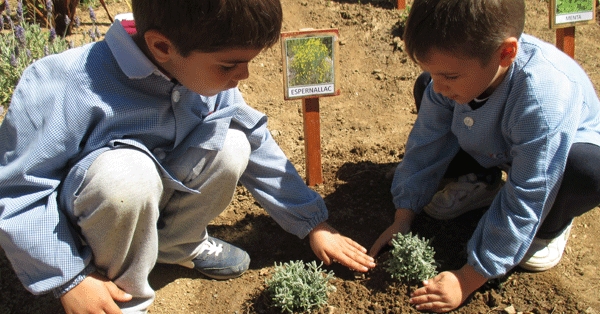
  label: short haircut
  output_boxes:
[403,0,525,65]
[132,0,283,56]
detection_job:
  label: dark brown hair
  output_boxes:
[132,0,283,56]
[403,0,525,65]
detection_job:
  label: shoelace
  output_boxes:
[198,239,224,256]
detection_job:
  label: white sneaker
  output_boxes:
[423,173,503,220]
[519,223,572,272]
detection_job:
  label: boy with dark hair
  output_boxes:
[370,0,600,312]
[0,0,375,313]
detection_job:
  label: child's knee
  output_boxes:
[76,148,163,217]
[565,143,600,192]
[217,127,251,176]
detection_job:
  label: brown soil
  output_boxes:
[1,0,600,313]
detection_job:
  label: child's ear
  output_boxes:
[498,37,518,67]
[144,30,176,63]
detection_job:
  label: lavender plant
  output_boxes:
[385,232,439,283]
[266,260,336,313]
[0,1,99,109]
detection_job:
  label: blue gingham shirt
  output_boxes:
[0,21,327,295]
[391,34,600,278]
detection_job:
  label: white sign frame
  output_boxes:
[550,0,597,29]
[281,29,340,100]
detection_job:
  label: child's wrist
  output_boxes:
[52,264,97,298]
[309,221,336,236]
[394,208,415,222]
[456,264,487,295]
[391,208,415,235]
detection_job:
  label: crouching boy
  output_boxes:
[0,0,376,313]
[370,0,600,312]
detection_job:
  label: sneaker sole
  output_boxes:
[423,182,503,220]
[424,199,494,220]
[518,224,572,272]
[518,258,561,272]
[196,253,250,280]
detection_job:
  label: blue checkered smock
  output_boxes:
[0,21,327,295]
[391,34,600,278]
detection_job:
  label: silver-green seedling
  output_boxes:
[265,260,336,313]
[385,232,439,283]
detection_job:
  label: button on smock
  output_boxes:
[463,117,474,128]
[153,148,166,160]
[171,90,181,103]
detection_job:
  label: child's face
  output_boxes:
[167,48,262,97]
[418,48,507,104]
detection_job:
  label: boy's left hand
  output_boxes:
[308,222,376,272]
[409,264,487,313]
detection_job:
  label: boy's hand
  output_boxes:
[409,264,487,313]
[308,221,376,272]
[368,208,415,257]
[60,272,132,314]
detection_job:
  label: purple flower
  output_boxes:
[88,28,96,41]
[10,54,18,67]
[49,28,57,42]
[43,45,50,56]
[74,16,81,28]
[26,49,32,59]
[64,15,71,27]
[16,0,24,23]
[14,25,26,47]
[88,6,97,23]
[0,14,4,31]
[4,0,11,15]
[45,0,53,13]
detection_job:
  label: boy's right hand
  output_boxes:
[60,272,132,314]
[369,208,416,257]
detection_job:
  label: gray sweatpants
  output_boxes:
[72,128,250,313]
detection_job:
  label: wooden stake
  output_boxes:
[556,26,575,58]
[397,0,406,10]
[302,98,323,186]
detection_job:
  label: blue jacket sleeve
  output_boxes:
[223,91,328,239]
[0,59,93,294]
[390,84,462,212]
[467,73,581,278]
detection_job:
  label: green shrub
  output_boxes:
[556,0,593,14]
[265,260,336,313]
[1,0,99,109]
[385,232,438,283]
[1,21,69,108]
[286,37,333,86]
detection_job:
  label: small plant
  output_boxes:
[385,232,438,283]
[265,260,336,313]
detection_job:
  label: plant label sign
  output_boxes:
[549,0,597,28]
[281,29,340,100]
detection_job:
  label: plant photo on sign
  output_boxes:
[555,0,594,14]
[265,260,336,313]
[285,36,334,87]
[384,232,439,284]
